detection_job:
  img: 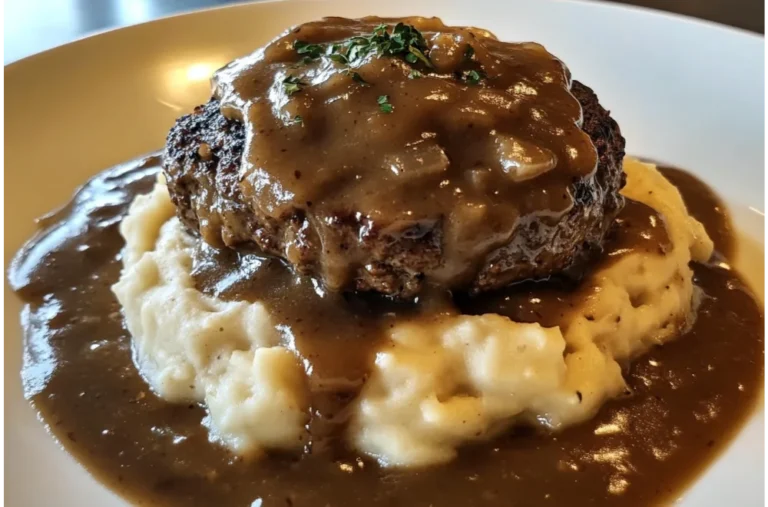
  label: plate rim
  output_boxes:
[4,0,764,70]
[4,1,764,506]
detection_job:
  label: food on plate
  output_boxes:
[163,18,625,298]
[9,16,763,507]
[113,157,710,466]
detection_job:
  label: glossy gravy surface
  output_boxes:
[217,16,595,219]
[8,155,764,507]
[201,16,599,288]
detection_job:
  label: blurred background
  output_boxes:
[4,0,764,64]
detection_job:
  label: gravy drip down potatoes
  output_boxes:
[10,16,762,507]
[112,159,712,465]
[352,159,712,465]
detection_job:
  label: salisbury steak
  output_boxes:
[163,17,625,298]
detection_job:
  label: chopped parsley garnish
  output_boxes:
[462,69,484,85]
[349,71,369,85]
[290,25,493,89]
[377,95,393,113]
[326,43,348,64]
[373,23,388,36]
[375,23,434,68]
[292,115,304,126]
[406,45,432,68]
[293,40,324,60]
[292,23,434,85]
[329,53,348,64]
[295,57,311,66]
[282,75,305,95]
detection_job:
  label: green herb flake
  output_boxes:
[373,24,388,36]
[296,56,315,66]
[292,115,304,126]
[463,69,483,85]
[336,22,434,71]
[377,95,393,113]
[407,46,434,69]
[408,69,423,79]
[326,43,348,64]
[349,71,369,85]
[283,75,306,95]
[291,23,434,78]
[464,44,475,60]
[329,53,348,64]
[293,40,325,60]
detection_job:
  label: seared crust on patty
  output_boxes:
[163,80,625,298]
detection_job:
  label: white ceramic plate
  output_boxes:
[5,1,764,505]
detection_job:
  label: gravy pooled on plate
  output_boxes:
[8,15,763,507]
[8,154,763,507]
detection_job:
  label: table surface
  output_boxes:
[4,0,764,64]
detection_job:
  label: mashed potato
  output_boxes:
[112,183,309,457]
[112,159,712,466]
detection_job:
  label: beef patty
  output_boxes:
[162,18,625,299]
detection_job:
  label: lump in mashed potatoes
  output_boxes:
[112,159,712,466]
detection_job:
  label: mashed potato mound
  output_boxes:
[351,159,714,466]
[112,182,309,457]
[112,159,712,466]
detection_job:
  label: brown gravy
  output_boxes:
[216,17,596,220]
[182,17,603,293]
[190,197,669,447]
[8,155,764,506]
